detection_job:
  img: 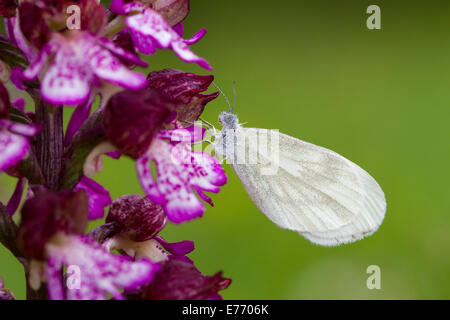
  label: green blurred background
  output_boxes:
[1,0,450,299]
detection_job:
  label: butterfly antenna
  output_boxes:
[212,82,232,112]
[232,81,236,112]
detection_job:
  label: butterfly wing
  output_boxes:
[230,128,386,246]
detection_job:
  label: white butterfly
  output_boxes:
[208,109,386,246]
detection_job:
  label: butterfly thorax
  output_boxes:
[218,111,239,129]
[215,111,241,158]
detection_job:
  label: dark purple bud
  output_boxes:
[0,82,10,119]
[19,0,106,49]
[142,257,231,300]
[79,0,107,34]
[18,2,51,49]
[151,0,190,27]
[112,31,139,68]
[103,88,174,159]
[17,190,89,260]
[106,194,167,242]
[4,163,23,178]
[0,0,17,18]
[147,69,218,125]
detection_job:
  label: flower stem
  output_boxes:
[35,101,64,191]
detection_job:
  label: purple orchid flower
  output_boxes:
[137,127,227,223]
[99,194,195,262]
[21,31,148,105]
[45,234,159,300]
[142,256,231,300]
[111,0,212,70]
[73,175,112,221]
[102,70,224,223]
[0,83,40,172]
[0,1,232,301]
[91,194,230,300]
[17,190,159,300]
[0,119,39,171]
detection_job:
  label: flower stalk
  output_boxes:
[0,0,231,300]
[34,101,63,191]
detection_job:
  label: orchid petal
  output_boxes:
[154,236,194,256]
[96,36,148,67]
[124,8,212,70]
[0,119,40,137]
[126,9,173,48]
[6,177,26,216]
[171,39,212,70]
[184,28,207,45]
[172,22,184,37]
[74,176,112,220]
[89,44,147,90]
[22,43,53,81]
[0,130,29,172]
[130,30,157,55]
[11,98,25,112]
[40,43,92,105]
[64,95,95,146]
[137,137,226,224]
[46,235,159,300]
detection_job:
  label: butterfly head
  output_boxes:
[218,111,239,130]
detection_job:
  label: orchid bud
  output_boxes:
[151,0,190,26]
[17,190,89,260]
[106,194,167,242]
[142,257,231,300]
[0,0,18,18]
[103,88,174,159]
[0,82,10,119]
[147,69,218,125]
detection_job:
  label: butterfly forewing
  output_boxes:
[229,128,386,246]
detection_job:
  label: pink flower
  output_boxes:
[45,234,159,300]
[73,176,112,221]
[111,0,212,70]
[21,32,148,105]
[136,125,227,223]
[0,83,40,172]
[142,256,231,300]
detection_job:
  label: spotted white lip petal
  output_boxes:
[122,5,212,70]
[22,43,54,80]
[125,8,173,48]
[23,32,148,105]
[136,136,226,224]
[89,43,147,90]
[45,235,159,300]
[39,38,92,105]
